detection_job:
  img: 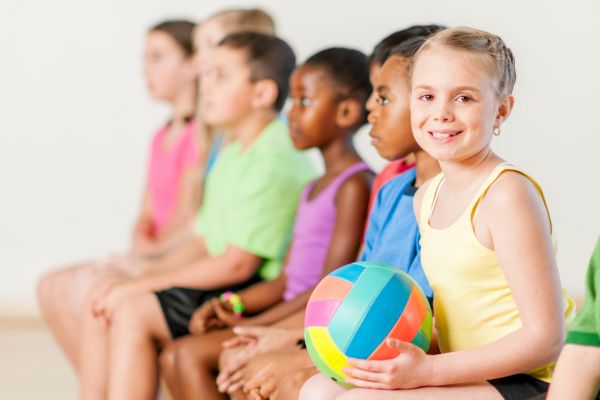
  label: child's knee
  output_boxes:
[160,338,206,375]
[36,272,55,306]
[110,294,151,334]
[300,373,344,400]
[159,342,178,374]
[38,269,79,317]
[336,389,371,400]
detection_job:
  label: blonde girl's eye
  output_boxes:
[417,94,433,102]
[456,95,472,103]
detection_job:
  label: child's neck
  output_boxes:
[440,148,504,190]
[169,85,197,125]
[414,151,441,188]
[227,109,278,150]
[321,135,361,174]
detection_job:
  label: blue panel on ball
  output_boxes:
[328,263,365,284]
[328,266,393,352]
[344,269,413,359]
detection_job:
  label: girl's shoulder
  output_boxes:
[479,167,552,233]
[336,169,374,199]
[484,168,546,211]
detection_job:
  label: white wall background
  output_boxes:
[1,0,598,315]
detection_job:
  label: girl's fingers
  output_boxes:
[218,369,244,392]
[259,381,276,398]
[223,337,244,348]
[249,389,262,400]
[346,357,389,373]
[233,325,263,336]
[344,376,392,390]
[223,336,255,348]
[226,379,244,394]
[343,367,388,383]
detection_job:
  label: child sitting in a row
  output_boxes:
[78,32,315,399]
[37,19,201,372]
[302,26,575,400]
[548,237,600,399]
[160,46,374,400]
[210,25,445,399]
[37,8,279,381]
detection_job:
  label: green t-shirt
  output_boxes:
[566,237,600,347]
[196,118,316,280]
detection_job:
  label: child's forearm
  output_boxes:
[138,248,259,292]
[248,291,311,327]
[427,327,563,387]
[141,236,206,275]
[238,277,286,314]
[547,344,600,399]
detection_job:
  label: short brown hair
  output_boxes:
[412,27,516,97]
[219,32,295,112]
[150,20,196,57]
[210,8,276,36]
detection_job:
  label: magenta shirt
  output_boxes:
[147,119,199,232]
[283,162,371,301]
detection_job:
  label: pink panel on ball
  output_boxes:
[309,276,353,301]
[305,299,342,327]
[367,285,429,360]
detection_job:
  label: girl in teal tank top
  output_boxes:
[304,27,574,400]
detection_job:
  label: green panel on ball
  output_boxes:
[411,329,431,352]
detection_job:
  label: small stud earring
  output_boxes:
[493,127,501,136]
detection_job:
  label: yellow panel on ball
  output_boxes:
[306,326,350,383]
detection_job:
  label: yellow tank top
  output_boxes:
[419,163,575,383]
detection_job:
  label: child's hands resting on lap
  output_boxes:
[90,278,145,328]
[217,326,303,393]
[188,297,254,334]
[188,299,227,334]
[343,338,433,390]
[241,348,312,400]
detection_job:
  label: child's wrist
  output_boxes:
[219,291,245,318]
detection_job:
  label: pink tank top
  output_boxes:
[147,119,199,232]
[283,162,371,301]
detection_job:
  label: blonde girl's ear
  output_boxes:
[335,97,363,129]
[250,79,278,110]
[494,95,515,131]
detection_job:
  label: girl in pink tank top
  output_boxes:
[129,21,202,259]
[36,21,201,377]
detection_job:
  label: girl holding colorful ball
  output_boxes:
[301,26,575,400]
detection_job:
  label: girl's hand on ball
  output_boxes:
[343,339,432,389]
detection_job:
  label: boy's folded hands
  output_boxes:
[216,326,303,393]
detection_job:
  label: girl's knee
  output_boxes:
[336,389,372,400]
[109,294,151,334]
[300,373,344,400]
[161,338,209,382]
[159,341,179,374]
[37,269,69,305]
[36,272,55,306]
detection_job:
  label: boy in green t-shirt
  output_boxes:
[78,32,315,398]
[547,237,600,399]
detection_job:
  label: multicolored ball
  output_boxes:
[304,261,432,386]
